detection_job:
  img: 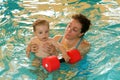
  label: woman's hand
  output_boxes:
[42,42,57,55]
[26,45,31,58]
[30,43,39,53]
[62,53,70,62]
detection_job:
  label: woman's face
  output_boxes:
[64,19,83,40]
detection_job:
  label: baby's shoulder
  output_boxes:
[31,36,38,40]
[30,36,40,43]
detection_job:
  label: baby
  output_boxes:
[26,19,70,63]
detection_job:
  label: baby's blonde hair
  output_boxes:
[33,19,49,31]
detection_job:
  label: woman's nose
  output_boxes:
[67,27,72,33]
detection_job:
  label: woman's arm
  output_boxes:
[51,39,70,62]
[53,35,62,42]
[41,35,62,56]
[42,42,58,56]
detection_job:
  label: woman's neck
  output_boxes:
[62,37,80,50]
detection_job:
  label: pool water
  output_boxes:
[0,0,120,80]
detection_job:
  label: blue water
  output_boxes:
[0,0,120,80]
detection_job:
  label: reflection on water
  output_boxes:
[0,0,120,80]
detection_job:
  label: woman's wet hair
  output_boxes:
[72,13,91,34]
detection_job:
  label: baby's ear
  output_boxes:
[34,32,36,36]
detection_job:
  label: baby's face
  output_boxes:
[34,25,49,42]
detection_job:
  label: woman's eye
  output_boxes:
[73,29,77,31]
[73,28,78,32]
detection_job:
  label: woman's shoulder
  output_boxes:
[78,39,90,56]
[53,35,63,41]
[82,39,90,47]
[81,39,90,50]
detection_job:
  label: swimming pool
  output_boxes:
[0,0,120,80]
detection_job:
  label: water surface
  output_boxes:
[0,0,120,80]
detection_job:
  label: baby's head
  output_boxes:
[33,19,49,32]
[33,19,50,41]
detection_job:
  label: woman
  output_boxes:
[30,13,91,61]
[53,13,91,58]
